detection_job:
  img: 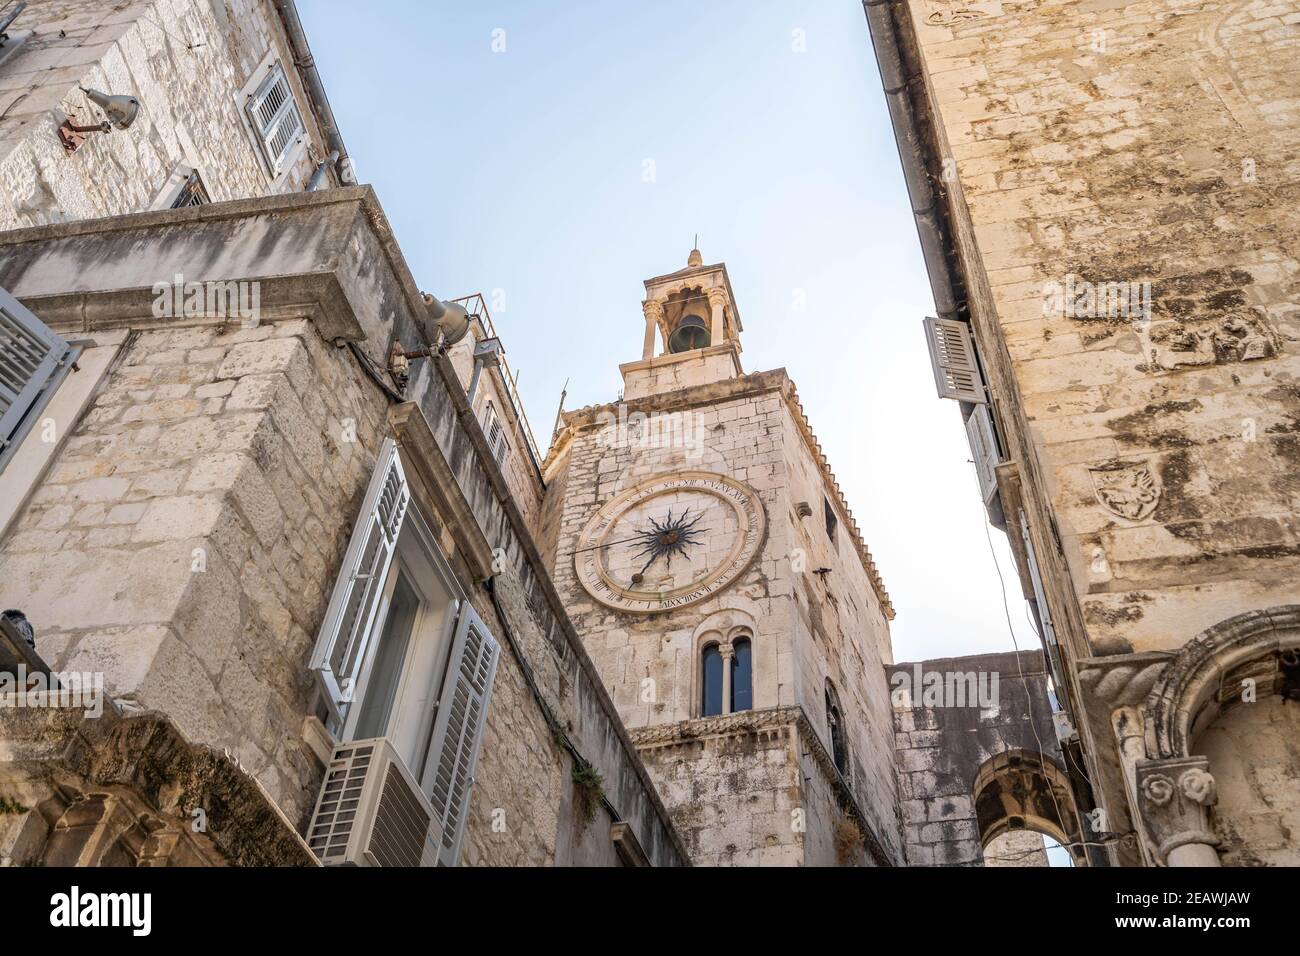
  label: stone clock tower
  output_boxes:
[541,249,905,866]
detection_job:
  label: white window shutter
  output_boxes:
[924,316,987,404]
[965,404,1001,504]
[0,287,71,461]
[309,439,410,721]
[484,404,508,464]
[421,601,500,867]
[246,65,303,173]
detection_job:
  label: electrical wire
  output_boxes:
[980,504,1109,862]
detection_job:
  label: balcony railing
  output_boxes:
[450,293,544,478]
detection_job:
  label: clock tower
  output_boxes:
[541,249,904,866]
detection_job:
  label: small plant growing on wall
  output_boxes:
[0,796,28,815]
[572,759,604,827]
[834,817,863,866]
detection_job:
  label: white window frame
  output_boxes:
[236,51,307,185]
[308,438,502,866]
[1019,508,1072,714]
[340,508,461,778]
[482,400,510,465]
[150,163,209,210]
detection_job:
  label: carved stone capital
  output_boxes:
[1134,755,1219,866]
[642,298,665,322]
[705,287,728,309]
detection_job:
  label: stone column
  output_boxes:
[642,299,664,360]
[720,643,735,715]
[706,287,727,346]
[1134,755,1221,866]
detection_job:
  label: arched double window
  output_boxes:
[700,631,753,717]
[825,680,847,776]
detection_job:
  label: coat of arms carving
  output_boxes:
[1089,460,1161,521]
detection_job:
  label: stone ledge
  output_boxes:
[0,187,426,350]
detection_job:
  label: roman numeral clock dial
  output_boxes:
[574,472,767,613]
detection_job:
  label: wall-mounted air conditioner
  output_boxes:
[306,737,442,867]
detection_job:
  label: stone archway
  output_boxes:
[972,748,1084,866]
[1137,606,1300,866]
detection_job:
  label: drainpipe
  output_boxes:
[273,0,355,187]
[466,338,504,408]
[862,0,959,319]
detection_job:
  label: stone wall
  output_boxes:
[0,189,688,866]
[888,650,1072,866]
[633,714,803,867]
[1197,695,1300,867]
[870,0,1300,865]
[0,0,327,229]
[0,317,386,824]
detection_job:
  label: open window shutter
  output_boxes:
[309,439,410,721]
[964,404,1001,504]
[0,287,70,459]
[924,316,987,404]
[246,66,303,173]
[484,404,508,464]
[421,602,500,866]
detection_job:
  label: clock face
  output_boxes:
[574,471,766,614]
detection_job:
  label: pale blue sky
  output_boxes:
[299,0,1040,664]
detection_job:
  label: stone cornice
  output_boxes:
[0,187,423,353]
[0,701,317,866]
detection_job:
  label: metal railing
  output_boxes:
[450,293,544,478]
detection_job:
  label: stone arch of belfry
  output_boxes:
[1135,605,1300,867]
[691,608,760,717]
[971,748,1084,866]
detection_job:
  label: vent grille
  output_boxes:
[307,742,375,863]
[366,761,435,867]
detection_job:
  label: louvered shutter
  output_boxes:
[965,404,1001,504]
[924,316,987,404]
[0,287,71,463]
[309,439,410,721]
[484,404,509,464]
[246,65,304,174]
[421,601,500,866]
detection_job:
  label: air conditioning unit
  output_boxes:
[306,737,442,867]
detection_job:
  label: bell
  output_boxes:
[668,314,710,353]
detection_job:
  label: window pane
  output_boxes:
[731,639,752,713]
[353,570,420,740]
[701,645,723,717]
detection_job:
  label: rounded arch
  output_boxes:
[972,749,1085,866]
[1144,606,1300,760]
[690,609,759,719]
